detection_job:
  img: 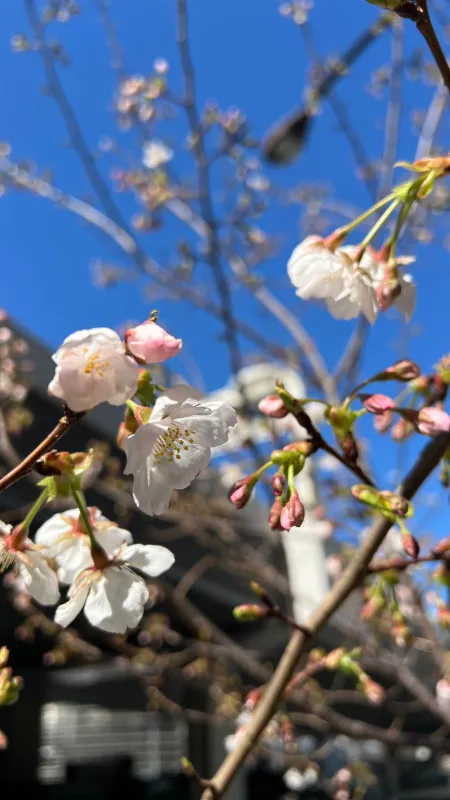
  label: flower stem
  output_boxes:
[337,191,398,236]
[359,198,401,249]
[70,482,97,550]
[21,487,49,530]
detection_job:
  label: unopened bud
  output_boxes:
[180,757,195,777]
[376,269,402,312]
[410,375,431,394]
[391,417,414,441]
[383,359,420,382]
[232,604,268,622]
[433,535,450,556]
[279,490,305,531]
[228,476,254,509]
[361,594,385,622]
[269,497,283,530]
[36,450,79,476]
[271,473,285,496]
[401,528,420,559]
[244,688,262,710]
[361,393,395,414]
[359,677,384,705]
[258,394,288,418]
[324,648,346,671]
[374,409,393,434]
[0,648,9,669]
[417,407,450,437]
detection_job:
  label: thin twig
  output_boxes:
[0,409,86,493]
[0,157,287,361]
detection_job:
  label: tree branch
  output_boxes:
[200,431,450,798]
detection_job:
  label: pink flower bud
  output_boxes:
[269,497,283,530]
[279,490,305,531]
[375,269,402,312]
[258,395,288,418]
[360,594,384,622]
[385,359,420,381]
[391,418,414,441]
[361,677,384,705]
[362,393,395,414]
[417,407,450,436]
[432,535,450,556]
[401,529,420,559]
[271,473,285,496]
[374,409,393,433]
[228,476,253,509]
[125,320,182,364]
[244,688,262,710]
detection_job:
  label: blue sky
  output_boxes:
[0,1,448,534]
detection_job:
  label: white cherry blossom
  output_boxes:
[49,327,139,413]
[288,236,379,323]
[35,508,132,584]
[124,385,238,516]
[0,521,59,606]
[54,543,175,633]
[142,139,173,169]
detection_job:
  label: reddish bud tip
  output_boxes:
[269,497,283,530]
[228,476,254,509]
[401,530,420,559]
[271,473,285,496]
[279,490,305,531]
[386,359,420,381]
[258,395,288,418]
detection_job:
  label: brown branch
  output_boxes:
[290,406,376,486]
[0,409,85,493]
[368,550,450,573]
[200,431,450,798]
[398,1,450,94]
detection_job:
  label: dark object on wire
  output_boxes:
[262,12,393,165]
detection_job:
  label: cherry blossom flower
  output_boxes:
[49,328,139,412]
[287,236,378,323]
[54,543,175,633]
[0,521,59,606]
[35,509,132,584]
[142,139,173,169]
[125,320,182,364]
[124,385,238,516]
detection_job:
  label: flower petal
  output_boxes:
[55,581,90,627]
[123,543,175,577]
[18,551,60,605]
[84,567,148,633]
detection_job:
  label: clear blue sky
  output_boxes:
[0,1,448,534]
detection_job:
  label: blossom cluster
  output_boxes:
[0,510,174,634]
[288,236,416,323]
[0,318,239,634]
